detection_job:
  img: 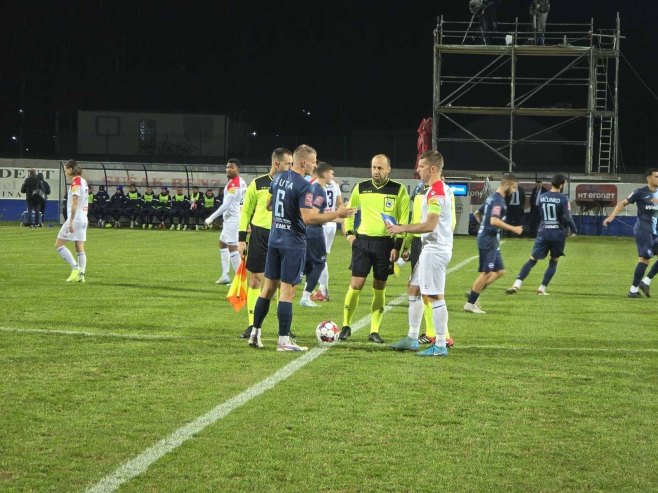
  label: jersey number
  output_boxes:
[541,203,557,221]
[326,189,335,209]
[274,189,286,218]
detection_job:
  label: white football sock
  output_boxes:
[229,250,241,272]
[77,252,87,273]
[319,265,329,294]
[57,246,78,269]
[431,300,448,347]
[220,248,230,276]
[642,276,651,285]
[408,297,423,339]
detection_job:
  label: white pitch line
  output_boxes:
[0,327,181,340]
[455,344,658,354]
[84,254,479,493]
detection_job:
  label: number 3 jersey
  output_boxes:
[268,170,313,249]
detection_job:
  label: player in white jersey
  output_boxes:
[55,160,89,283]
[311,175,343,301]
[386,150,453,357]
[205,159,248,284]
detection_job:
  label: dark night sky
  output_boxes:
[2,1,658,169]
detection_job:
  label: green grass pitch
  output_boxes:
[1,224,657,492]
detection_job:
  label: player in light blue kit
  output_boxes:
[248,145,354,351]
[603,168,658,298]
[506,174,577,296]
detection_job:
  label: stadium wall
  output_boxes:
[0,159,644,236]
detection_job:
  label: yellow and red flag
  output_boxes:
[226,260,248,312]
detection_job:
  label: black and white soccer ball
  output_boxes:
[315,320,340,344]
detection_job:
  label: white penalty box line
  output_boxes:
[85,254,479,493]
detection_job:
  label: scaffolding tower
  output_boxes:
[432,14,621,175]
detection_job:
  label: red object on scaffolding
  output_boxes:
[415,117,432,178]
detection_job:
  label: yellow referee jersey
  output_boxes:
[239,173,273,232]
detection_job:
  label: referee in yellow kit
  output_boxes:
[238,148,292,338]
[339,154,409,343]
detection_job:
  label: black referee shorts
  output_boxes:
[246,225,270,274]
[409,236,422,272]
[350,235,394,281]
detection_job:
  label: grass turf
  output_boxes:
[0,224,656,492]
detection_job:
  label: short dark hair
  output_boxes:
[419,150,444,171]
[316,162,333,178]
[501,173,519,184]
[644,168,658,178]
[551,174,566,188]
[272,147,292,161]
[227,158,241,168]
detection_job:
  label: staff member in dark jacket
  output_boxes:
[108,186,127,228]
[20,169,39,227]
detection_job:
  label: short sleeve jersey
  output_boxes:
[476,191,507,250]
[324,180,342,213]
[538,191,577,237]
[268,170,313,249]
[68,176,89,221]
[626,186,658,235]
[421,180,453,255]
[306,181,327,239]
[223,176,247,219]
[239,173,274,231]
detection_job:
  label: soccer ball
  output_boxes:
[315,320,340,344]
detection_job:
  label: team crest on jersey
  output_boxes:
[384,196,395,212]
[313,195,324,207]
[491,205,502,217]
[304,193,313,207]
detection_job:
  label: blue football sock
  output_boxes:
[253,297,271,329]
[518,259,537,281]
[541,259,558,287]
[277,301,293,337]
[647,260,658,280]
[467,290,480,304]
[632,262,648,288]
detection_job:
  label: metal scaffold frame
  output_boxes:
[432,14,621,175]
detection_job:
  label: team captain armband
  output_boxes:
[239,231,248,242]
[427,196,443,215]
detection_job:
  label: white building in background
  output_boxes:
[77,111,249,158]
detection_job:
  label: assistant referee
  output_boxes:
[340,154,409,343]
[238,147,293,337]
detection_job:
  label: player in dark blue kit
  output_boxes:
[603,168,658,298]
[506,174,578,296]
[465,174,523,314]
[299,162,334,307]
[248,145,354,351]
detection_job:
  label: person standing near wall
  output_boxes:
[20,169,38,227]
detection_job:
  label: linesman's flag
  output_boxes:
[227,260,248,312]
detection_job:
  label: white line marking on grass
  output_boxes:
[456,344,658,354]
[85,255,479,493]
[0,327,181,340]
